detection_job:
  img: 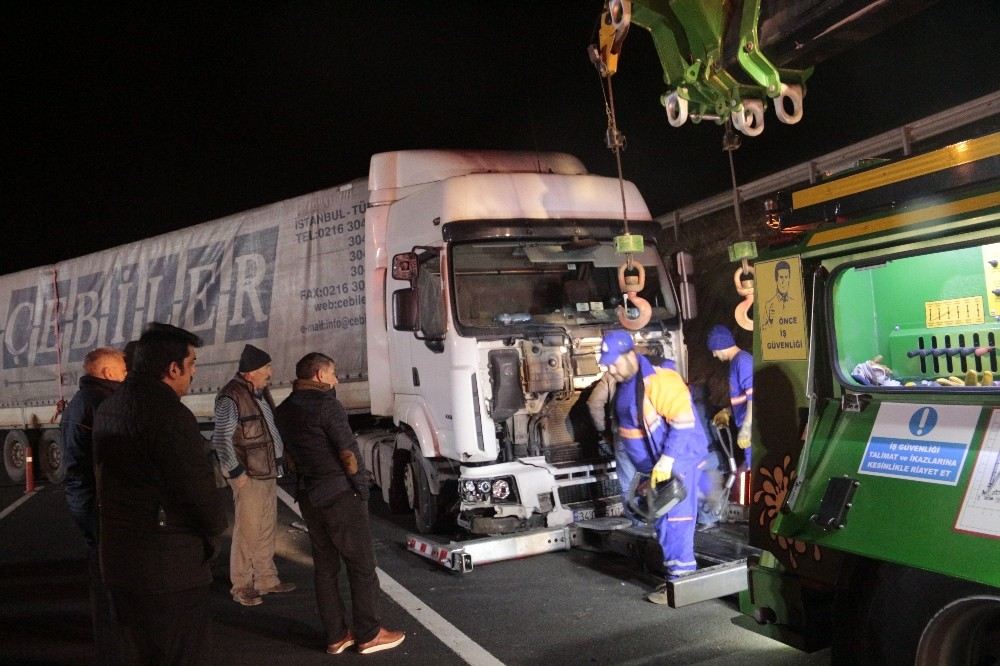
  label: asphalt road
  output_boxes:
[0,480,830,665]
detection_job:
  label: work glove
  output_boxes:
[961,370,994,386]
[712,409,731,428]
[737,422,752,450]
[650,455,674,488]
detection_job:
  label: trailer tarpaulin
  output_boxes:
[0,180,370,413]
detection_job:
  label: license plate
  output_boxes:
[573,507,595,522]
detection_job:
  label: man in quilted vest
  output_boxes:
[213,344,295,606]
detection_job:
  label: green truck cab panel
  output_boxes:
[770,238,1000,590]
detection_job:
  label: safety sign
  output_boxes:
[955,409,1000,538]
[757,257,807,361]
[858,403,979,485]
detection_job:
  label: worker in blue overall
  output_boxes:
[707,325,754,470]
[599,330,708,604]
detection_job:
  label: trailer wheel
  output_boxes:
[40,429,66,484]
[835,563,1000,665]
[3,430,31,483]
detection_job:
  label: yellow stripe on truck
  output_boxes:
[793,133,1000,210]
[806,190,1000,247]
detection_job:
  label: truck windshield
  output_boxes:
[831,240,999,391]
[450,241,677,331]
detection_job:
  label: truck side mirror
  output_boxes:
[679,283,697,320]
[392,252,418,281]
[676,251,697,320]
[392,288,418,331]
[676,251,695,279]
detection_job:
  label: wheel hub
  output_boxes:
[404,464,416,509]
[7,442,25,469]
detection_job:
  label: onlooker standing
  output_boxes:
[93,323,226,664]
[212,344,294,606]
[122,339,140,373]
[275,352,404,655]
[62,346,127,662]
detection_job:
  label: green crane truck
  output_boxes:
[736,131,1000,664]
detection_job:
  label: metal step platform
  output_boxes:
[406,513,758,608]
[407,526,572,574]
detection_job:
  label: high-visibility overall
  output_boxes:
[615,355,709,578]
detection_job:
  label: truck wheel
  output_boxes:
[835,563,1000,665]
[916,593,1000,665]
[3,430,30,483]
[388,451,411,513]
[40,429,66,484]
[408,459,441,534]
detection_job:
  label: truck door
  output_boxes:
[778,237,1000,586]
[390,248,459,457]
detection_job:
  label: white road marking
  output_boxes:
[0,487,43,522]
[277,486,505,666]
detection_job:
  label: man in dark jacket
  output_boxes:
[275,352,404,655]
[62,346,126,661]
[94,323,227,664]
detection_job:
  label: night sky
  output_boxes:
[5,1,999,274]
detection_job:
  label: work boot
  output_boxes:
[357,628,405,655]
[258,581,296,595]
[646,583,670,605]
[232,587,263,607]
[326,631,355,655]
[646,571,695,605]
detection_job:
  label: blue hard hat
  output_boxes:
[599,330,634,365]
[707,325,736,351]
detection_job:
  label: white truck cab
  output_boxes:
[362,150,687,534]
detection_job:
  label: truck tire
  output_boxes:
[916,591,1000,665]
[388,451,411,513]
[40,429,66,484]
[834,563,1000,665]
[408,459,442,534]
[3,430,31,483]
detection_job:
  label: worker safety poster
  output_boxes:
[757,257,807,361]
[859,403,977,485]
[955,408,1000,538]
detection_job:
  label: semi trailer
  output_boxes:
[1,149,693,537]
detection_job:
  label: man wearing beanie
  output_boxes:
[213,344,295,606]
[707,325,754,469]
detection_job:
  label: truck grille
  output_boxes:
[558,477,621,505]
[545,444,584,465]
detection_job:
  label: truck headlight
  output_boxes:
[459,475,518,504]
[492,478,511,500]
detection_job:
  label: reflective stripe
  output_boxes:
[667,516,694,522]
[619,426,644,438]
